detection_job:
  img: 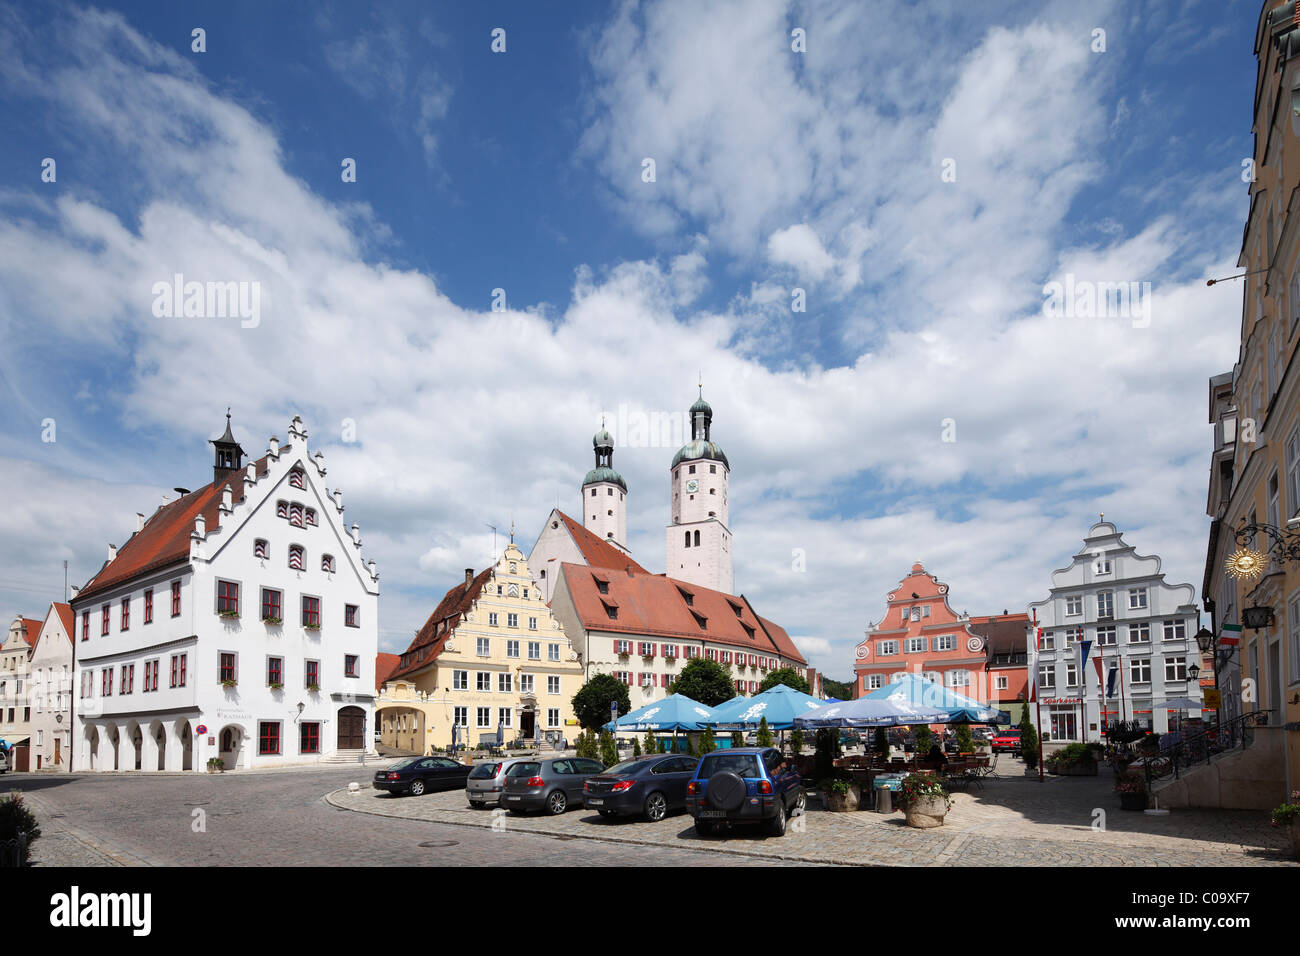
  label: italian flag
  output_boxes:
[1220,623,1242,647]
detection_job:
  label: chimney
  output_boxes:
[465,568,474,589]
[70,585,80,598]
[136,513,145,533]
[195,514,206,537]
[246,463,256,483]
[221,486,233,513]
[107,544,117,562]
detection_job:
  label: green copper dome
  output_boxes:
[671,440,729,470]
[689,396,713,417]
[583,465,627,491]
[593,428,614,449]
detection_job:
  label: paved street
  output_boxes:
[8,765,790,867]
[8,757,1297,867]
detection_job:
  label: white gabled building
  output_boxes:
[71,413,379,771]
[1028,518,1202,743]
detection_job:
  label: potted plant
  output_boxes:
[206,757,225,774]
[899,772,951,828]
[1115,772,1148,810]
[220,678,237,689]
[0,792,41,866]
[1045,743,1099,776]
[1271,790,1300,857]
[823,777,860,812]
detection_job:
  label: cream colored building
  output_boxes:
[0,615,40,769]
[28,602,75,771]
[377,542,584,753]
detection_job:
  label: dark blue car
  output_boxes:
[583,754,700,821]
[685,746,804,836]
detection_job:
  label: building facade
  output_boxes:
[376,541,584,752]
[0,616,40,770]
[1198,1,1300,799]
[971,612,1031,727]
[71,414,380,772]
[28,602,74,771]
[853,564,998,702]
[1028,519,1200,743]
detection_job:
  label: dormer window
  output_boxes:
[254,539,269,559]
[691,610,708,630]
[677,586,694,607]
[290,469,305,490]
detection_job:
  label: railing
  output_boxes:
[1141,710,1272,789]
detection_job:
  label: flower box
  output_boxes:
[262,617,282,626]
[306,684,320,694]
[218,610,239,620]
[220,679,237,689]
[268,682,283,692]
[304,623,321,631]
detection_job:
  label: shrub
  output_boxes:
[1272,790,1300,827]
[632,737,642,758]
[643,728,657,757]
[955,724,973,753]
[1019,710,1039,769]
[813,728,840,781]
[1046,742,1096,767]
[598,730,618,767]
[756,717,774,747]
[698,727,717,755]
[0,792,40,865]
[914,725,933,755]
[1114,772,1146,794]
[790,729,803,756]
[873,726,889,758]
[730,731,744,748]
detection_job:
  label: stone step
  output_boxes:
[319,749,377,764]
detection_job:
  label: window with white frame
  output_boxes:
[906,637,926,653]
[1164,657,1187,682]
[1095,556,1112,574]
[476,707,491,728]
[1127,623,1150,643]
[519,674,534,694]
[1097,591,1114,617]
[946,670,970,687]
[1128,588,1148,610]
[1038,665,1055,689]
[454,706,468,727]
[935,635,956,652]
[453,670,467,690]
[1040,632,1055,650]
[995,674,1009,690]
[867,674,885,690]
[528,617,537,631]
[923,671,942,685]
[1097,625,1116,646]
[507,613,518,628]
[548,643,560,661]
[877,641,898,656]
[547,675,560,694]
[1130,658,1151,684]
[1065,663,1078,686]
[498,673,512,693]
[1162,620,1186,642]
[1066,595,1082,616]
[527,641,540,659]
[547,708,560,728]
[477,637,490,656]
[488,613,498,627]
[1289,592,1300,683]
[497,708,512,728]
[1286,426,1300,518]
[506,640,519,658]
[476,672,491,691]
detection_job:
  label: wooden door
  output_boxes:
[54,738,62,765]
[337,706,365,750]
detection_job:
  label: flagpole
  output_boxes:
[1032,612,1044,784]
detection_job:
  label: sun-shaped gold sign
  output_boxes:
[1225,547,1269,580]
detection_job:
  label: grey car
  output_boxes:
[465,757,531,809]
[502,757,606,815]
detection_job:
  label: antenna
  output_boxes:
[63,560,68,602]
[485,523,498,556]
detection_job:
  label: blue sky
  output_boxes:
[0,0,1265,675]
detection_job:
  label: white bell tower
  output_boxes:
[665,387,733,593]
[582,421,629,554]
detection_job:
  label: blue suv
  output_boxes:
[686,746,805,836]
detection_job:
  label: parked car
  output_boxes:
[466,757,531,809]
[584,754,700,821]
[372,756,472,796]
[686,747,804,837]
[991,728,1023,754]
[502,757,606,815]
[0,748,8,773]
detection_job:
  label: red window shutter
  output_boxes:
[650,643,657,657]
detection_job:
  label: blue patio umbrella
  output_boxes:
[865,673,1008,724]
[603,693,718,732]
[711,684,827,731]
[795,696,943,728]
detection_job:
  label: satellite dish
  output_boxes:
[174,487,191,496]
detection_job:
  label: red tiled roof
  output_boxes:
[375,653,401,691]
[560,562,806,664]
[20,618,42,648]
[53,602,74,639]
[968,612,1031,656]
[389,567,495,681]
[555,511,648,574]
[75,458,270,603]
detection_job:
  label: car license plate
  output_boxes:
[587,798,604,806]
[699,810,726,818]
[507,795,521,801]
[469,795,483,802]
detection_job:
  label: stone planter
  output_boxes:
[904,794,948,828]
[825,785,860,812]
[1050,760,1098,776]
[1119,791,1148,811]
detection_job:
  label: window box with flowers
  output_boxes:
[262,616,282,627]
[898,772,951,828]
[1272,791,1300,857]
[268,681,283,692]
[220,678,237,689]
[218,610,240,620]
[1115,772,1148,810]
[306,683,320,694]
[304,622,321,632]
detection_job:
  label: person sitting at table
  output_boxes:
[926,743,947,765]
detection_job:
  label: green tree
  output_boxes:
[1019,709,1039,769]
[790,728,803,755]
[873,726,889,758]
[643,728,657,757]
[730,731,744,748]
[572,674,632,731]
[821,677,855,700]
[757,667,810,695]
[599,730,618,767]
[914,724,933,755]
[668,657,735,706]
[632,737,642,757]
[813,728,841,781]
[574,730,596,759]
[756,716,774,747]
[698,727,717,755]
[685,734,696,756]
[955,723,974,753]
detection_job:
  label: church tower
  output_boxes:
[582,421,629,554]
[666,387,733,593]
[209,409,245,483]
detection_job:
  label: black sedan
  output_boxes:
[583,754,699,821]
[373,756,471,796]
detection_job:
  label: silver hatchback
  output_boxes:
[465,757,530,809]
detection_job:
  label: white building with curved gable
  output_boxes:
[1028,519,1201,743]
[71,413,379,771]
